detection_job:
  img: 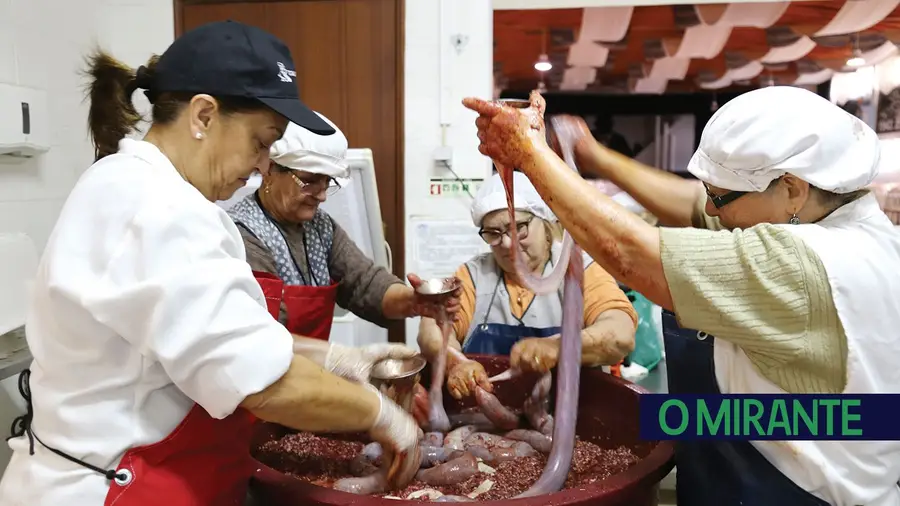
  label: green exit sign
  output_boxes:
[429,178,483,197]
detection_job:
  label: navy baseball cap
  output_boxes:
[152,20,334,135]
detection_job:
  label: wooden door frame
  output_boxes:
[173,0,407,344]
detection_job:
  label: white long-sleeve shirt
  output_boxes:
[0,139,293,505]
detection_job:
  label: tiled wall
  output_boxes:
[0,0,173,253]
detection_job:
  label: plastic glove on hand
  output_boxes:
[407,273,462,321]
[447,360,492,400]
[366,385,421,489]
[510,337,559,375]
[324,343,419,384]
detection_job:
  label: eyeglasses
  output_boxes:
[704,184,747,209]
[289,172,342,196]
[479,217,533,246]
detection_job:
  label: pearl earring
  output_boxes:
[195,132,203,140]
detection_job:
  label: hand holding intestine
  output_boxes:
[463,92,587,498]
[446,359,492,400]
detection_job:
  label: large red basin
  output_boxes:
[249,354,674,505]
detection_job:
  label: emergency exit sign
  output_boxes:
[429,178,483,197]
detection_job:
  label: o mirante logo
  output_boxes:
[639,394,898,441]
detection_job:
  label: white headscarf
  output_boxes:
[269,113,350,180]
[687,86,881,194]
[471,172,556,226]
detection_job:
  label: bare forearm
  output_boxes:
[417,317,463,369]
[578,140,704,228]
[382,283,415,320]
[581,309,636,367]
[240,355,379,433]
[522,142,674,309]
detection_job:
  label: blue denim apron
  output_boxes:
[462,275,559,355]
[662,310,830,506]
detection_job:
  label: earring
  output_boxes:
[264,185,270,194]
[789,214,800,225]
[194,132,203,140]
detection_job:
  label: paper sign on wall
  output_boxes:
[407,218,490,281]
[428,178,484,197]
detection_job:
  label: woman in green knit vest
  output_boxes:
[462,87,900,506]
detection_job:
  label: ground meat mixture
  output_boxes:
[255,432,368,488]
[256,432,641,501]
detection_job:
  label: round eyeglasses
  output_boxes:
[479,217,533,246]
[290,172,342,197]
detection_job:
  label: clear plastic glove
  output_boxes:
[510,337,560,375]
[447,360,492,400]
[293,338,419,384]
[327,343,420,384]
[366,384,421,489]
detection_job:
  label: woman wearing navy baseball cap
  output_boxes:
[0,21,420,505]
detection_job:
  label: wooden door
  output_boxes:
[177,0,406,343]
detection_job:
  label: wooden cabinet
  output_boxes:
[177,0,406,343]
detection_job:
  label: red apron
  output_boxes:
[103,272,338,505]
[251,270,339,339]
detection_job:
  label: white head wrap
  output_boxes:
[687,86,881,194]
[269,113,350,180]
[471,172,556,226]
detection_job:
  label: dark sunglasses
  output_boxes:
[704,184,747,209]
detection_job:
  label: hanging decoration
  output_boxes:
[493,1,900,94]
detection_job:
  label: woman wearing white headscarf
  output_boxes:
[228,115,459,426]
[417,171,637,400]
[463,87,900,506]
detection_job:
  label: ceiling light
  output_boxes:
[534,54,552,72]
[846,56,865,67]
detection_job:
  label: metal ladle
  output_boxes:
[413,277,461,301]
[370,355,427,392]
[370,354,426,415]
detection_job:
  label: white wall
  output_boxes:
[404,0,493,347]
[0,0,173,252]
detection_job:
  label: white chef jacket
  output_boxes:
[714,195,900,506]
[0,139,294,505]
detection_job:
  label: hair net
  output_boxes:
[471,171,556,226]
[269,113,350,179]
[687,86,880,194]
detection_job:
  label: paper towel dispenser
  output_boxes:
[0,84,49,163]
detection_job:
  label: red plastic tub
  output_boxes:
[249,354,674,505]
